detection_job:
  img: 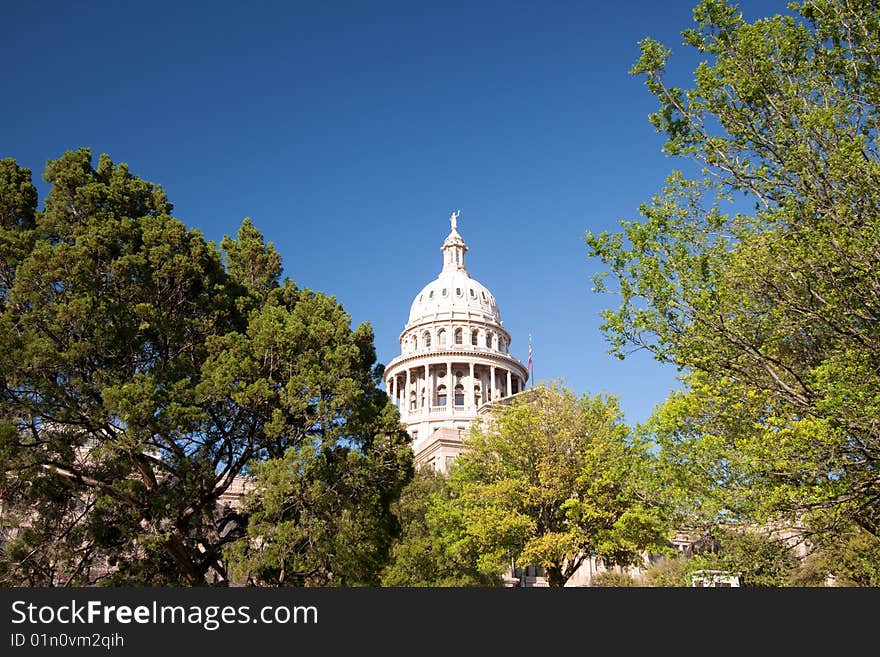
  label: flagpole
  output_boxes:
[527,334,533,390]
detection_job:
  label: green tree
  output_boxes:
[380,468,501,586]
[791,524,880,586]
[688,527,801,587]
[642,555,691,587]
[587,0,880,541]
[0,148,410,586]
[445,384,669,587]
[224,413,412,586]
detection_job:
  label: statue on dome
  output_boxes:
[450,210,460,231]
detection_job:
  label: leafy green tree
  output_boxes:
[445,384,669,587]
[642,555,691,587]
[380,468,501,586]
[589,571,641,587]
[688,527,801,587]
[0,148,410,585]
[224,416,411,586]
[587,0,880,541]
[791,524,880,586]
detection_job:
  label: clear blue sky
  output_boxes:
[2,0,788,427]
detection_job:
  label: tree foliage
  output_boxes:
[380,468,501,587]
[587,0,880,543]
[444,384,669,587]
[0,148,410,585]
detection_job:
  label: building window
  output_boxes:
[481,291,487,301]
[471,330,478,346]
[474,384,482,405]
[429,290,434,299]
[454,328,463,344]
[437,385,447,406]
[410,392,416,410]
[412,335,418,351]
[454,384,464,406]
[469,289,476,299]
[438,329,447,346]
[442,288,448,297]
[486,332,493,348]
[424,331,432,347]
[456,287,462,297]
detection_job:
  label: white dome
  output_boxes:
[408,270,501,325]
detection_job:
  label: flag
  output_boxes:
[527,334,533,375]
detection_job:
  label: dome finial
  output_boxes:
[450,210,460,232]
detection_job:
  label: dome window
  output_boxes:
[471,330,478,346]
[454,384,464,406]
[438,329,447,346]
[454,328,463,344]
[456,287,462,297]
[442,288,448,297]
[481,291,487,301]
[423,331,432,347]
[429,290,434,299]
[469,289,476,299]
[437,385,447,406]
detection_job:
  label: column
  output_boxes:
[507,370,512,398]
[490,365,497,401]
[468,361,476,409]
[404,369,411,420]
[446,361,453,412]
[424,364,431,412]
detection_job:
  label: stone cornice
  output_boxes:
[385,349,528,378]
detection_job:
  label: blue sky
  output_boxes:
[2,0,788,427]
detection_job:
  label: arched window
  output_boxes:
[438,329,447,346]
[454,328,463,344]
[486,332,493,349]
[474,384,482,405]
[454,384,464,406]
[409,391,417,410]
[471,330,479,346]
[437,385,447,407]
[412,335,418,351]
[423,331,431,348]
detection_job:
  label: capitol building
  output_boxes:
[383,212,529,471]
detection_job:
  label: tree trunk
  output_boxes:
[547,565,566,587]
